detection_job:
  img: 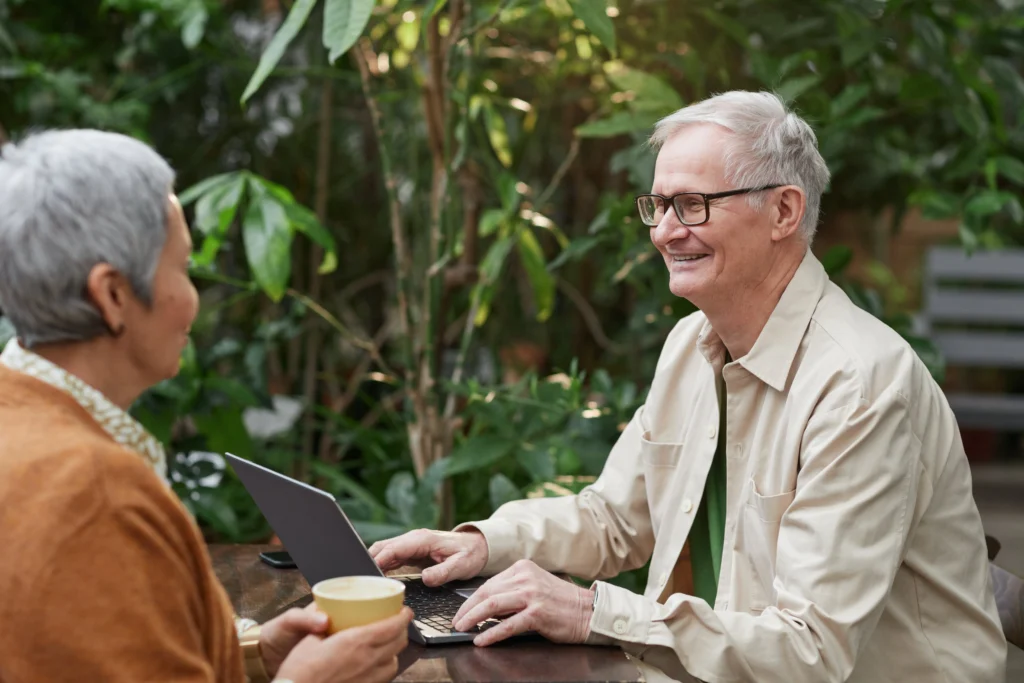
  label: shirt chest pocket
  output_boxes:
[639,432,687,535]
[733,479,796,612]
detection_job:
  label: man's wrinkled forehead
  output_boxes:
[652,124,732,193]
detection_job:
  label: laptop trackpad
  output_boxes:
[448,575,488,599]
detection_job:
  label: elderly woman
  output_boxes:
[0,129,411,683]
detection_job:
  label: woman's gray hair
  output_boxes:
[650,91,831,240]
[0,129,175,348]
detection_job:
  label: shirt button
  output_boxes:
[682,499,693,513]
[613,619,628,635]
[707,425,717,439]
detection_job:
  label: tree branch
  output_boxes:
[535,134,582,209]
[555,277,630,355]
[353,41,426,475]
[301,77,333,461]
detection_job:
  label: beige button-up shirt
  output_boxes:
[469,251,1006,683]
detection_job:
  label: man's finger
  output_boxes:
[453,591,525,632]
[473,610,532,647]
[421,552,470,586]
[452,573,508,624]
[372,531,433,570]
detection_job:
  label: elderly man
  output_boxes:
[371,91,1007,682]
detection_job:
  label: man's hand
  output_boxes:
[369,529,488,587]
[451,560,594,647]
[258,603,330,677]
[274,607,413,683]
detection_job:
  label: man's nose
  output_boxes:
[651,211,691,245]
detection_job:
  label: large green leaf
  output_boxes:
[829,84,871,119]
[192,489,241,539]
[241,0,318,103]
[423,0,448,21]
[995,156,1024,186]
[965,190,1008,218]
[194,406,253,459]
[575,111,661,138]
[516,443,556,482]
[909,189,960,221]
[242,189,293,302]
[422,435,517,489]
[180,0,208,49]
[567,0,616,55]
[323,0,377,65]
[484,104,513,167]
[178,172,238,205]
[603,63,682,113]
[548,235,603,270]
[285,202,338,274]
[489,473,522,511]
[516,228,555,322]
[776,75,822,103]
[479,233,517,284]
[193,174,246,236]
[0,21,16,55]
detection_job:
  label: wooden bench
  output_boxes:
[922,246,1024,431]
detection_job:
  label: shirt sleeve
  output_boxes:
[587,387,925,683]
[6,465,231,683]
[458,407,657,580]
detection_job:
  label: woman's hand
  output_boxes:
[274,607,414,683]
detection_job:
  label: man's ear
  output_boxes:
[770,186,807,242]
[85,263,131,336]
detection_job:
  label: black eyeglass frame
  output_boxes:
[634,184,783,227]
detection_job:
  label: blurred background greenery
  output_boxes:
[2,0,1023,591]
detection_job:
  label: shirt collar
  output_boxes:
[0,338,168,483]
[697,249,828,391]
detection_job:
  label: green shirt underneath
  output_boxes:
[688,363,728,606]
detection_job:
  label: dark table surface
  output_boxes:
[209,544,644,683]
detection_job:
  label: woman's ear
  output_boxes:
[85,263,131,336]
[771,186,807,242]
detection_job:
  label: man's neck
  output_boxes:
[701,247,806,360]
[30,339,144,410]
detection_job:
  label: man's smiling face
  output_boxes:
[649,123,778,307]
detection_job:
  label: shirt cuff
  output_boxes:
[587,580,653,649]
[453,518,521,576]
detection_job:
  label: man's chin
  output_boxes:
[667,275,704,302]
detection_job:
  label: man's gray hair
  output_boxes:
[0,129,174,348]
[650,91,831,240]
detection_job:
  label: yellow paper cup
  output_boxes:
[311,576,406,634]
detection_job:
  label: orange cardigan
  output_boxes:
[0,366,244,682]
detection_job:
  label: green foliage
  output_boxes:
[567,0,616,56]
[179,171,337,300]
[323,0,376,64]
[2,0,1019,580]
[315,364,645,544]
[241,0,319,103]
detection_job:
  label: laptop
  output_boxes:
[224,453,500,644]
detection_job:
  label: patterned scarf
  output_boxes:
[0,338,169,483]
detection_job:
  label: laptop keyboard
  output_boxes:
[402,579,496,634]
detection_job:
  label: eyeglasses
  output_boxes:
[634,185,782,227]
